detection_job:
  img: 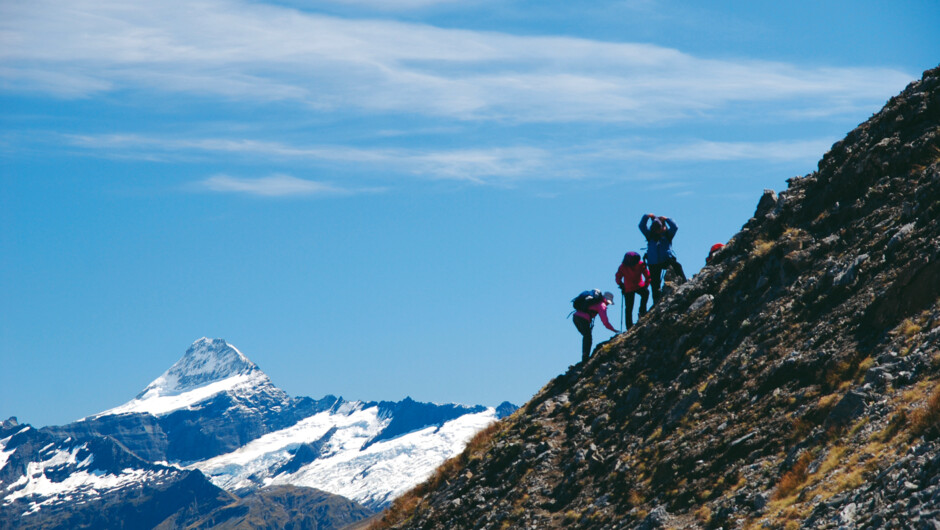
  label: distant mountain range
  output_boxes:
[1,338,516,529]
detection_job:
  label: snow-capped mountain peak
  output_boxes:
[137,338,258,400]
[90,338,283,419]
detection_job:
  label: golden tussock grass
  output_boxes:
[694,505,712,525]
[627,489,645,506]
[774,451,813,500]
[910,384,940,438]
[752,239,775,258]
[898,318,923,338]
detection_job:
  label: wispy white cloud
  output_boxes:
[312,0,466,9]
[585,137,834,163]
[194,174,381,196]
[671,139,833,162]
[64,133,553,183]
[62,132,830,184]
[0,0,912,123]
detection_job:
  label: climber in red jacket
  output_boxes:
[615,251,651,330]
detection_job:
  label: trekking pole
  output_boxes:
[621,292,626,332]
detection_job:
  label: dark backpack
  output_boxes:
[572,289,603,312]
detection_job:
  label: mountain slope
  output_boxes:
[375,65,940,529]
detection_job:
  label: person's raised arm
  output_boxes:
[664,216,678,236]
[639,214,653,237]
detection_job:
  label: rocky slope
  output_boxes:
[374,65,940,529]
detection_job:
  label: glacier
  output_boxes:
[190,401,500,508]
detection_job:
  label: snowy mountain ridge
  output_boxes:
[0,421,207,525]
[4,441,166,516]
[2,338,518,527]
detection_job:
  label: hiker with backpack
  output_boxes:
[615,251,650,330]
[571,290,619,363]
[639,213,686,305]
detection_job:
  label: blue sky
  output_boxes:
[1,0,937,428]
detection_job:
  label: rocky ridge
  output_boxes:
[375,66,940,529]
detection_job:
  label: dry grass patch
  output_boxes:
[694,505,712,526]
[817,392,841,410]
[773,384,940,518]
[762,376,936,528]
[910,384,940,439]
[373,492,424,529]
[856,356,875,378]
[719,261,746,293]
[895,318,923,339]
[465,420,504,461]
[752,239,775,258]
[788,416,815,442]
[817,445,847,476]
[824,361,854,389]
[627,489,646,507]
[774,451,813,500]
[875,410,908,443]
[799,443,885,507]
[765,501,814,529]
[870,381,939,445]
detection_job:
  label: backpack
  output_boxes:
[572,289,603,312]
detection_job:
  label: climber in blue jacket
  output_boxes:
[639,213,686,305]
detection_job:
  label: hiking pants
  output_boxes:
[573,315,594,363]
[649,257,686,305]
[623,286,649,328]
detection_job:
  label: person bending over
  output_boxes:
[571,289,619,363]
